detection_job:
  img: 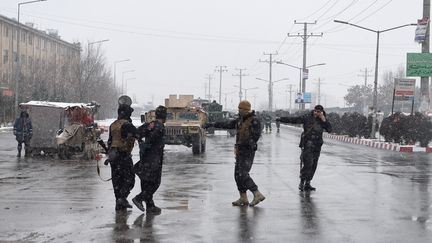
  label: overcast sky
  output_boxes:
[0,0,425,110]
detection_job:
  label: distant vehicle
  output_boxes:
[19,101,102,159]
[202,100,236,136]
[143,107,207,154]
[143,94,207,154]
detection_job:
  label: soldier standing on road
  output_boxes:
[209,100,265,207]
[13,110,33,157]
[132,105,167,214]
[277,105,332,191]
[107,102,139,211]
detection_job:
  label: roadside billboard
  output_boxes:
[406,53,432,77]
[394,78,415,100]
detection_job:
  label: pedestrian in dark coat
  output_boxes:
[13,110,33,157]
[107,104,139,211]
[277,105,332,191]
[132,105,167,214]
[210,100,265,207]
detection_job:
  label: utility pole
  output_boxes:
[317,78,322,105]
[259,52,278,111]
[233,68,249,103]
[288,21,323,110]
[358,68,373,115]
[358,68,373,87]
[421,0,430,110]
[215,66,228,104]
[205,74,213,101]
[287,84,295,113]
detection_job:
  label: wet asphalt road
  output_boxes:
[1,125,432,242]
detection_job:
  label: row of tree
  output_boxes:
[326,111,432,147]
[2,43,118,123]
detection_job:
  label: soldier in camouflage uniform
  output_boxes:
[210,100,265,207]
[132,106,167,214]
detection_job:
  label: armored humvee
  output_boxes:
[143,95,207,154]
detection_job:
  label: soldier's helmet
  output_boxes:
[238,100,251,111]
[118,104,134,118]
[155,105,168,119]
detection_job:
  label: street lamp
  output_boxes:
[234,86,259,100]
[14,0,47,118]
[256,77,289,111]
[124,77,136,95]
[121,70,135,94]
[113,59,130,88]
[334,19,416,139]
[276,61,326,93]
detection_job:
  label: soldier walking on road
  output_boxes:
[132,106,167,214]
[13,110,33,157]
[277,105,332,191]
[208,100,265,207]
[107,97,139,211]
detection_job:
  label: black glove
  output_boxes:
[275,118,281,122]
[104,159,110,166]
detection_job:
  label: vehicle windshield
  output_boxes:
[166,112,174,120]
[178,112,199,120]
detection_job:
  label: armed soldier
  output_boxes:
[208,100,265,207]
[132,105,167,214]
[107,96,139,211]
[276,105,332,191]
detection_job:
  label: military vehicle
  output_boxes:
[143,95,207,154]
[202,100,236,136]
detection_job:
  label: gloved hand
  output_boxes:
[275,118,281,122]
[104,159,110,166]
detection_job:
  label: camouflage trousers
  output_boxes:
[235,148,258,193]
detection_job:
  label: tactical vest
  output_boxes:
[110,119,135,153]
[236,115,254,145]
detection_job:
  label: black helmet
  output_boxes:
[118,104,134,118]
[155,105,167,119]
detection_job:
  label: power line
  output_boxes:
[233,68,249,102]
[259,52,278,111]
[215,66,228,104]
[288,21,323,109]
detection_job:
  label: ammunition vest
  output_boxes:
[236,115,254,146]
[110,119,135,153]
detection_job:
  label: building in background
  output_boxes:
[0,14,80,124]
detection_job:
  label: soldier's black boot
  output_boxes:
[132,196,145,212]
[304,181,316,191]
[146,199,161,214]
[298,179,305,191]
[115,198,132,211]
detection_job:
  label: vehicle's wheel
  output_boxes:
[192,137,201,155]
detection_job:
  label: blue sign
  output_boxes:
[303,92,312,103]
